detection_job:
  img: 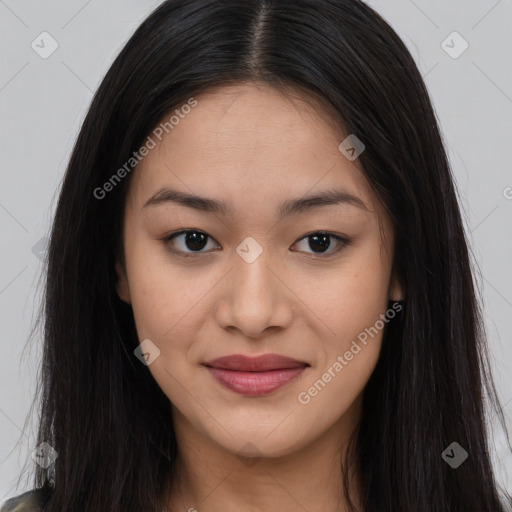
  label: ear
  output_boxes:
[115,259,131,304]
[389,261,405,301]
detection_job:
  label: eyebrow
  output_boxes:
[142,186,369,217]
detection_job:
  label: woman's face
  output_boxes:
[116,83,403,459]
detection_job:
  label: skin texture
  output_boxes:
[115,83,404,512]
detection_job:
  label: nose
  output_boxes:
[214,250,293,340]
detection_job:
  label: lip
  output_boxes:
[203,354,309,396]
[204,354,308,371]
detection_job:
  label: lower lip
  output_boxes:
[206,366,307,396]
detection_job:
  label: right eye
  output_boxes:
[162,229,221,258]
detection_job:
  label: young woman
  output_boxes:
[2,0,511,511]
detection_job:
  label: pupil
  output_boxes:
[185,232,207,251]
[309,234,330,252]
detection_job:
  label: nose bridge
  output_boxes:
[215,237,292,337]
[232,239,278,311]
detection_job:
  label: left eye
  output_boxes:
[291,232,348,256]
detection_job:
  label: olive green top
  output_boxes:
[1,489,48,512]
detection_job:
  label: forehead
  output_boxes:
[128,83,377,216]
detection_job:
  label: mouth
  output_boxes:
[203,354,310,396]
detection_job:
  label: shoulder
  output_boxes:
[1,488,49,512]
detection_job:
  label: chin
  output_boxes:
[206,419,315,460]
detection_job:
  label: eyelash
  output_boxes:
[161,229,350,259]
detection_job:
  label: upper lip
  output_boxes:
[203,354,309,372]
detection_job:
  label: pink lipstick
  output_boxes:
[203,354,308,396]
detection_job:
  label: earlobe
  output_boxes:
[115,259,131,304]
[389,263,405,302]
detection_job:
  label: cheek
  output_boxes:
[307,241,391,342]
[124,231,207,336]
[299,239,390,399]
[124,234,223,403]
[125,254,204,408]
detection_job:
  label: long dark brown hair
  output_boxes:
[12,0,512,510]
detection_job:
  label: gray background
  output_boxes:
[1,0,511,504]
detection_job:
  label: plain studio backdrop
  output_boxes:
[0,0,511,503]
